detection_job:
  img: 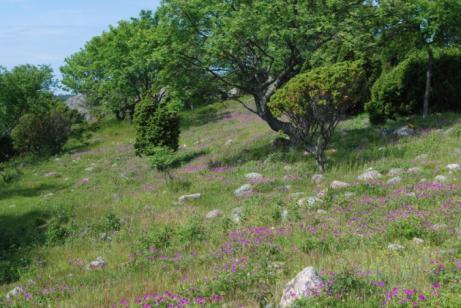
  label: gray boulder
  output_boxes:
[387,176,402,186]
[65,94,92,121]
[387,168,404,177]
[280,267,324,308]
[358,169,382,181]
[206,209,223,219]
[311,174,326,185]
[330,180,351,189]
[178,193,202,203]
[234,184,253,197]
[87,257,106,270]
[394,126,415,137]
[231,207,244,223]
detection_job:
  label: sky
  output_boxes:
[0,0,161,82]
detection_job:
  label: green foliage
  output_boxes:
[46,208,74,246]
[269,61,364,170]
[11,110,72,155]
[367,48,461,124]
[61,11,159,119]
[134,96,180,156]
[387,217,426,240]
[0,163,22,184]
[0,65,55,137]
[100,213,122,232]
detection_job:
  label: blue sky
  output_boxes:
[0,0,161,80]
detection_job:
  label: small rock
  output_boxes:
[330,180,351,189]
[283,175,302,181]
[407,167,422,174]
[231,207,244,223]
[85,166,95,172]
[434,175,447,183]
[284,165,293,171]
[297,197,321,208]
[446,164,461,172]
[358,169,383,181]
[387,168,404,177]
[432,223,448,231]
[225,139,233,146]
[206,209,223,219]
[317,209,327,215]
[5,286,25,300]
[413,238,424,245]
[178,193,202,203]
[80,178,90,185]
[387,176,402,185]
[44,172,59,178]
[388,243,405,251]
[87,257,106,270]
[234,184,253,197]
[394,126,415,137]
[277,185,292,192]
[281,210,289,222]
[245,172,263,181]
[279,267,324,308]
[311,174,326,185]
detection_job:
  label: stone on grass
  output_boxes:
[317,209,328,215]
[413,238,424,245]
[388,243,405,251]
[434,175,447,183]
[206,209,223,220]
[407,167,422,174]
[5,286,25,300]
[330,180,351,189]
[344,192,356,198]
[178,193,202,203]
[80,178,90,185]
[231,207,244,223]
[87,257,106,270]
[281,209,289,222]
[387,168,404,177]
[234,184,253,197]
[44,172,59,178]
[245,172,263,181]
[297,197,321,208]
[283,175,302,182]
[358,169,382,181]
[280,267,324,308]
[85,166,95,172]
[394,126,415,137]
[311,174,326,185]
[387,176,402,186]
[446,164,461,172]
[432,223,448,231]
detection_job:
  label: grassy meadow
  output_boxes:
[1,98,461,307]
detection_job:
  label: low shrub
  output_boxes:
[134,96,180,156]
[367,48,461,124]
[11,110,72,155]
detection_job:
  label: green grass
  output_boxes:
[1,99,461,307]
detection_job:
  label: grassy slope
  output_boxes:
[1,98,461,307]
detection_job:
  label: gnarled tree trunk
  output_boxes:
[423,47,434,118]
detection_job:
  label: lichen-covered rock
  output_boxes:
[206,209,223,219]
[234,184,253,197]
[311,174,326,185]
[178,193,202,203]
[387,176,402,185]
[358,169,382,181]
[279,267,324,307]
[330,180,351,189]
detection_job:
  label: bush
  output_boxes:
[367,48,461,124]
[0,136,15,162]
[269,61,364,171]
[134,94,180,156]
[11,110,72,155]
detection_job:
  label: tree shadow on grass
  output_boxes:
[0,210,50,284]
[0,183,67,200]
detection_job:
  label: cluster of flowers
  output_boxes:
[116,292,224,308]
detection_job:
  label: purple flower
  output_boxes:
[403,289,415,297]
[195,296,207,305]
[418,294,427,301]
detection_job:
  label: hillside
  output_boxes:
[1,99,461,307]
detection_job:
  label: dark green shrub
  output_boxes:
[269,61,365,171]
[0,136,15,162]
[387,217,425,240]
[100,213,122,232]
[11,110,72,155]
[134,96,180,156]
[367,48,461,124]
